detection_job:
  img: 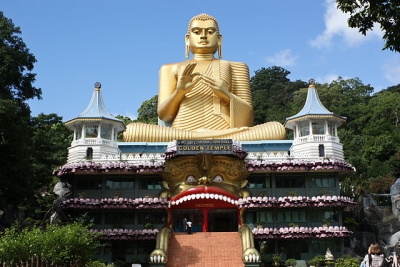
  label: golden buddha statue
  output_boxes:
[123,13,286,142]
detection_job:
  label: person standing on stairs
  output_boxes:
[187,220,192,234]
[183,217,187,232]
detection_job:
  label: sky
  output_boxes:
[2,0,400,121]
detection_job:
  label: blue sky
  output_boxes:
[2,0,399,121]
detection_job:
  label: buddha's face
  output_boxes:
[186,19,221,55]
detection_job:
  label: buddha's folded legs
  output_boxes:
[123,121,286,142]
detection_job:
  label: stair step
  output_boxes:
[166,232,244,267]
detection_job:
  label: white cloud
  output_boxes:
[382,58,400,84]
[314,72,350,85]
[266,49,299,67]
[310,0,382,49]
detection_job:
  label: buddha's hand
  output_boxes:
[176,62,201,95]
[201,74,231,103]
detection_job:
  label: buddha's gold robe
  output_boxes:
[123,60,286,142]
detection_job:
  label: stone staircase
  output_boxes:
[166,232,244,267]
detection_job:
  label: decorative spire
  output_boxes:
[94,82,101,90]
[284,78,346,126]
[77,82,119,120]
[308,78,315,87]
[64,82,124,131]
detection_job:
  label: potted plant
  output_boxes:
[272,254,282,266]
[113,191,122,199]
[309,255,325,267]
[144,222,153,229]
[257,221,265,228]
[319,189,331,196]
[322,218,330,227]
[308,257,319,267]
[285,258,297,267]
[260,255,269,267]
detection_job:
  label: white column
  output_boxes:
[98,124,101,138]
[82,124,86,138]
[111,127,115,141]
[325,120,329,135]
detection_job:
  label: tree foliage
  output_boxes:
[250,65,399,196]
[250,66,306,125]
[135,95,158,125]
[336,0,400,52]
[0,12,42,101]
[0,222,101,265]
[0,100,34,207]
[28,113,72,218]
[0,12,42,208]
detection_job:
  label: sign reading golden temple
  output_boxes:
[176,139,233,155]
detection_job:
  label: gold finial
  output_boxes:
[308,78,315,88]
[94,82,101,91]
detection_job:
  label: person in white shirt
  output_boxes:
[361,243,385,267]
[186,220,192,234]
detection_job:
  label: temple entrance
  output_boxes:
[172,208,238,232]
[172,209,203,233]
[208,209,238,232]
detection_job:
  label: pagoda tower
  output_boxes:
[64,82,125,163]
[284,79,346,160]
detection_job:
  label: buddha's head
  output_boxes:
[186,13,222,58]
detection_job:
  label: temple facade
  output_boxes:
[54,82,355,266]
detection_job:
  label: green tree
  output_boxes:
[359,89,400,181]
[135,95,158,125]
[0,12,42,208]
[115,115,134,126]
[336,0,400,52]
[250,66,290,93]
[0,222,101,265]
[250,66,305,125]
[116,95,158,141]
[0,100,34,208]
[0,12,42,101]
[115,115,133,141]
[28,113,72,220]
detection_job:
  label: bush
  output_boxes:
[285,258,297,266]
[0,222,102,265]
[343,217,359,231]
[308,255,325,267]
[86,260,114,267]
[334,254,360,267]
[273,254,282,263]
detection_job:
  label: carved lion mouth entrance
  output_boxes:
[169,186,239,232]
